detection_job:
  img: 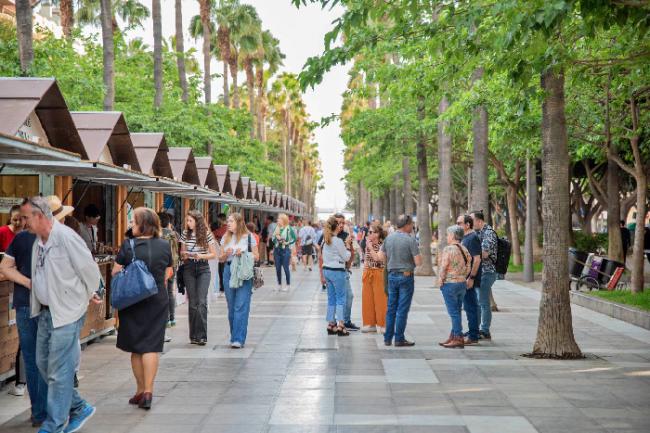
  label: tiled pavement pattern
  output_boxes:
[2,268,650,433]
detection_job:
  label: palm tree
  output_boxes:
[198,0,212,104]
[255,30,284,143]
[226,4,260,110]
[152,0,162,108]
[215,0,237,107]
[76,0,149,33]
[15,0,33,75]
[100,0,114,110]
[54,0,74,38]
[175,0,189,102]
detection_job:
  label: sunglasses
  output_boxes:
[22,197,47,216]
[368,230,375,234]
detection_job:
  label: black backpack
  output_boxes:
[495,236,512,275]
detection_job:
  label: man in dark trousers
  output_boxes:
[620,220,631,263]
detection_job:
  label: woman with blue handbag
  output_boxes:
[219,213,258,348]
[112,207,173,410]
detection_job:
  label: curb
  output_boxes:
[570,291,650,330]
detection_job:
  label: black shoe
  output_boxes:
[384,340,392,346]
[73,373,79,388]
[190,339,199,345]
[321,285,327,291]
[197,339,207,346]
[479,331,492,340]
[394,340,415,347]
[344,322,360,331]
[30,416,44,428]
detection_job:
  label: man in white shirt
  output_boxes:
[298,221,317,271]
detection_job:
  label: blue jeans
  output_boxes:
[274,247,291,285]
[344,271,353,323]
[463,286,480,341]
[324,269,347,323]
[223,264,253,345]
[36,310,87,433]
[477,271,497,333]
[384,273,414,343]
[441,282,467,337]
[16,306,48,423]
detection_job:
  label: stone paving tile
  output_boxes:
[2,269,650,433]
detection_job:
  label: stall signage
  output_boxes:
[16,112,51,146]
[0,197,23,213]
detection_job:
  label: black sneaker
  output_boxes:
[479,331,492,340]
[344,322,360,331]
[394,340,415,347]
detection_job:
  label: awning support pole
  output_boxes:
[62,178,80,204]
[73,180,93,209]
[118,187,135,215]
[0,164,5,174]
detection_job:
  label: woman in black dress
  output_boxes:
[112,207,172,410]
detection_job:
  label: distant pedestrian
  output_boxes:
[321,216,352,336]
[456,215,482,345]
[181,210,217,345]
[159,212,179,328]
[272,213,296,292]
[620,220,631,263]
[113,208,173,410]
[299,220,317,271]
[379,214,422,347]
[220,213,258,348]
[361,221,387,334]
[471,210,498,340]
[213,214,228,294]
[438,225,471,349]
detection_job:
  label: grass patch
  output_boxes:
[589,289,650,312]
[508,260,543,274]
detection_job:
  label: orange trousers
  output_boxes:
[362,267,387,327]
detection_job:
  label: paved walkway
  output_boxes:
[1,267,650,433]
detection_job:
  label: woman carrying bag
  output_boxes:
[219,213,259,348]
[112,208,173,410]
[180,210,217,346]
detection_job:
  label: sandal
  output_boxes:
[327,323,337,335]
[337,325,349,337]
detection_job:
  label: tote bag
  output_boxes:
[111,239,158,310]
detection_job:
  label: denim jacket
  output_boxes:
[30,220,101,328]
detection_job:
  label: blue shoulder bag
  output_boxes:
[110,239,158,310]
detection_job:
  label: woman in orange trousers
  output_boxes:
[361,221,387,333]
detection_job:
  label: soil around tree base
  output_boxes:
[522,352,585,360]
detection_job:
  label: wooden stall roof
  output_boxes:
[264,187,272,205]
[130,133,173,178]
[0,78,87,158]
[194,157,218,190]
[240,176,252,200]
[70,111,140,171]
[167,147,200,186]
[249,180,258,201]
[229,171,244,199]
[214,165,232,194]
[257,184,266,204]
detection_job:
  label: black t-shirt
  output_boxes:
[318,231,348,248]
[461,231,482,283]
[4,231,37,309]
[116,238,172,291]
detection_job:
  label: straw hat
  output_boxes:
[46,195,75,221]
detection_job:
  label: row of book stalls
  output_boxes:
[0,77,307,381]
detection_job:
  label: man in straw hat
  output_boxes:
[16,196,100,433]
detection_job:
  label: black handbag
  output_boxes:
[249,234,264,289]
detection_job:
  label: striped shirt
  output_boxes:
[180,230,215,255]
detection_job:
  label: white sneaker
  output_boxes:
[217,292,224,298]
[8,383,25,397]
[164,334,172,342]
[378,327,385,335]
[361,326,377,333]
[231,342,242,349]
[275,285,282,292]
[281,285,290,292]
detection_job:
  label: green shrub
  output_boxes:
[573,231,608,253]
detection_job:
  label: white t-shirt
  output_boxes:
[220,232,257,262]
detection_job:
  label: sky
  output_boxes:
[129,0,350,211]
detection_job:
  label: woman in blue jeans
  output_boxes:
[220,213,259,348]
[438,225,471,349]
[321,216,352,336]
[272,213,296,292]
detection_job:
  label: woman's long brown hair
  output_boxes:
[185,210,208,248]
[223,212,249,245]
[323,216,338,245]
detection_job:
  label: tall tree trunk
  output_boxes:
[394,174,404,217]
[199,0,211,104]
[506,176,522,266]
[60,0,74,39]
[438,96,452,253]
[175,0,188,103]
[416,96,434,275]
[256,67,265,143]
[245,61,256,139]
[16,0,33,75]
[466,166,472,211]
[217,27,231,107]
[523,158,536,282]
[152,0,163,109]
[471,68,489,217]
[403,157,413,216]
[605,74,623,262]
[100,0,114,110]
[532,69,581,359]
[230,53,240,109]
[384,189,391,223]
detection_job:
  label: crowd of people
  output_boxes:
[0,197,510,432]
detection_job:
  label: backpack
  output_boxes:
[494,234,512,275]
